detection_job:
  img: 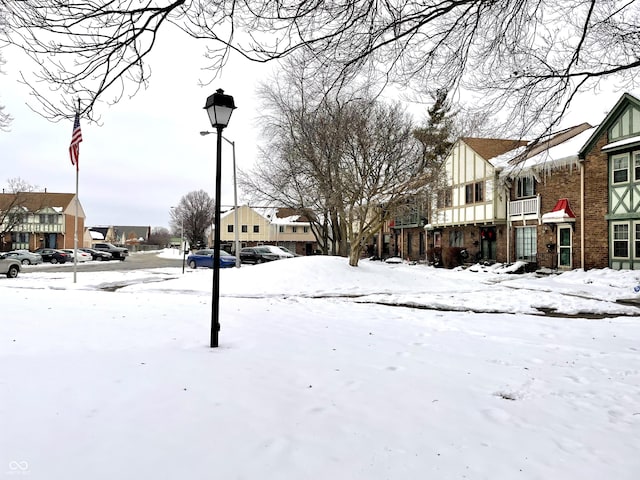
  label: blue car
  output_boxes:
[187,249,236,269]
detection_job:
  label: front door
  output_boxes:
[45,233,57,248]
[558,226,572,269]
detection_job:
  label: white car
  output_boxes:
[262,245,295,258]
[0,253,21,278]
[61,249,92,262]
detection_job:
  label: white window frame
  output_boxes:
[612,222,630,259]
[515,226,537,262]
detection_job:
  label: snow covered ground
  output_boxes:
[1,250,639,479]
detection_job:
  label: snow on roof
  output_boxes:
[497,126,597,179]
[541,198,577,223]
[602,134,640,152]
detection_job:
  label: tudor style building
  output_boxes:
[0,192,87,251]
[579,92,640,269]
[429,91,640,271]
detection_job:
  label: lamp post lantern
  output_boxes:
[204,88,236,348]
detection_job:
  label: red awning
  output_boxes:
[541,198,576,223]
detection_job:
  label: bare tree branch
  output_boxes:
[1,1,638,131]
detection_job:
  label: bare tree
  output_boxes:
[147,227,171,248]
[242,57,429,266]
[0,7,12,131]
[2,1,640,131]
[170,190,214,249]
[0,178,43,244]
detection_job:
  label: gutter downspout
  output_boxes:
[506,187,511,264]
[580,160,585,269]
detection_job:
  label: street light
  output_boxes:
[200,131,241,268]
[170,206,186,274]
[203,88,236,348]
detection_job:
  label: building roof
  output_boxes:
[461,137,528,161]
[0,192,76,212]
[495,123,596,178]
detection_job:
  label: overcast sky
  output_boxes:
[0,29,628,230]
[1,31,269,230]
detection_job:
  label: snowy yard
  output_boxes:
[1,252,639,479]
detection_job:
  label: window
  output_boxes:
[636,223,640,258]
[613,223,629,258]
[279,225,285,233]
[419,232,426,256]
[10,233,28,242]
[449,230,463,247]
[303,226,309,233]
[612,154,629,183]
[437,189,452,208]
[241,225,248,233]
[634,152,640,181]
[292,226,298,233]
[407,232,413,256]
[465,182,484,204]
[434,231,442,248]
[253,225,259,233]
[515,226,537,262]
[516,177,535,197]
[227,225,234,233]
[465,184,473,204]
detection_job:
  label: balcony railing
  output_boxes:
[509,195,540,218]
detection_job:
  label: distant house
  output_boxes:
[88,225,151,247]
[216,205,318,255]
[0,191,88,251]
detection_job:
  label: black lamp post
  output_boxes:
[204,88,236,348]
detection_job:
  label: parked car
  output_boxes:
[5,250,43,265]
[33,248,70,264]
[239,247,282,264]
[79,247,113,261]
[272,246,299,257]
[0,253,21,278]
[92,243,129,261]
[61,249,92,262]
[262,245,295,258]
[187,249,236,269]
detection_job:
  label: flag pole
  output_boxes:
[71,99,82,283]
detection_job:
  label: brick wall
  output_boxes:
[582,131,610,269]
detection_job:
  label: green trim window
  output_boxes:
[613,223,629,258]
[609,105,640,141]
[635,223,640,258]
[612,153,629,184]
[634,151,640,182]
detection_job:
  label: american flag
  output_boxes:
[69,111,83,170]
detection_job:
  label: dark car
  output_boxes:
[239,247,281,264]
[33,248,69,264]
[92,242,129,261]
[187,249,236,269]
[79,247,113,261]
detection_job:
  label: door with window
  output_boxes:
[557,226,572,269]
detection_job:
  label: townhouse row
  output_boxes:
[0,194,318,256]
[393,92,640,270]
